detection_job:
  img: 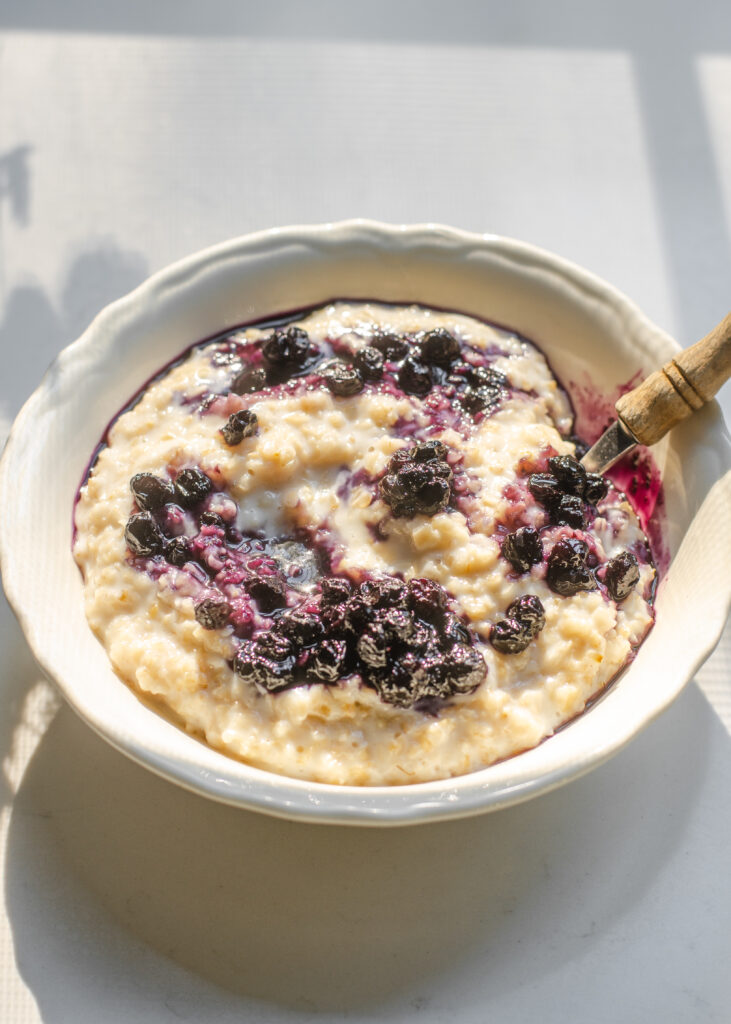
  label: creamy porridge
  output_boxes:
[73,302,656,785]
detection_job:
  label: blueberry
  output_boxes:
[548,455,587,497]
[380,463,452,518]
[501,526,543,574]
[125,512,164,557]
[553,494,586,529]
[233,638,295,693]
[221,409,259,446]
[231,366,268,395]
[583,472,609,505]
[407,577,448,623]
[409,439,449,463]
[461,385,502,415]
[356,626,389,669]
[174,468,214,508]
[371,332,409,361]
[353,345,384,382]
[322,362,364,396]
[603,551,640,601]
[418,328,460,367]
[441,613,472,646]
[546,537,597,597]
[358,577,408,610]
[441,644,487,693]
[378,607,415,642]
[164,536,192,567]
[199,510,225,528]
[255,630,294,662]
[262,325,311,368]
[194,597,231,630]
[306,637,348,684]
[528,473,562,508]
[245,574,287,612]
[320,577,352,605]
[506,594,545,638]
[275,609,324,647]
[130,473,175,511]
[366,656,421,708]
[489,618,532,654]
[342,594,371,634]
[398,357,432,396]
[466,364,508,390]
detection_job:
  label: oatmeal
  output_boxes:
[73,302,656,785]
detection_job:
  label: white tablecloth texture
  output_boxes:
[1,5,730,1022]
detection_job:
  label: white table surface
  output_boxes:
[1,4,730,1021]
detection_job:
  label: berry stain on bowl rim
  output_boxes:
[72,299,659,787]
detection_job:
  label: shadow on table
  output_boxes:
[2,0,729,342]
[4,680,719,1018]
[0,240,148,427]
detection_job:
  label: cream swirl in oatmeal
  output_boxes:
[73,302,655,785]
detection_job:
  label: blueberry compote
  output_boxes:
[75,301,658,785]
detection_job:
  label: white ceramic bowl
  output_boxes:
[1,221,729,825]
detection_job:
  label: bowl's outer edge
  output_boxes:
[1,219,730,826]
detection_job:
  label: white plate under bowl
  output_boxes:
[1,221,729,826]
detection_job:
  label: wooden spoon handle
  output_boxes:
[615,312,731,447]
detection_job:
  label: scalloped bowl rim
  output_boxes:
[1,220,730,826]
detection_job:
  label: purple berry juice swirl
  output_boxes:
[73,301,656,785]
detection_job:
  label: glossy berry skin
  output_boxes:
[262,325,311,368]
[418,328,460,367]
[380,442,453,518]
[466,364,508,390]
[306,638,348,683]
[407,577,448,623]
[546,537,597,596]
[125,512,164,557]
[245,574,287,612]
[441,613,472,646]
[371,332,409,361]
[353,345,384,382]
[255,630,294,662]
[233,638,295,693]
[603,551,640,601]
[398,357,432,396]
[231,366,268,395]
[320,577,352,605]
[461,385,502,415]
[174,468,214,508]
[195,597,232,630]
[322,363,364,396]
[548,455,587,497]
[221,409,258,446]
[275,609,324,646]
[528,473,562,508]
[554,494,586,529]
[442,644,488,692]
[130,473,175,511]
[489,618,532,654]
[583,472,609,505]
[409,439,448,463]
[359,576,408,610]
[199,510,225,528]
[506,594,545,638]
[380,462,452,517]
[164,536,192,567]
[501,526,543,574]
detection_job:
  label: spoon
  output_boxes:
[581,312,731,474]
